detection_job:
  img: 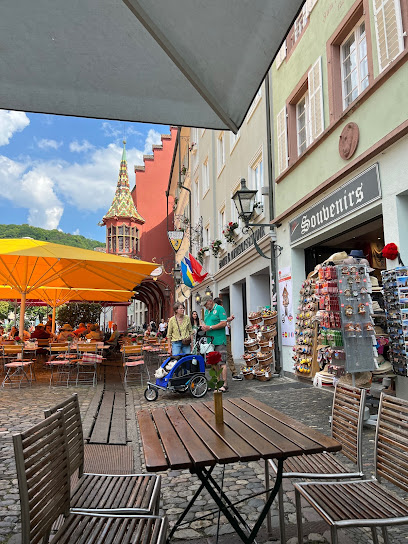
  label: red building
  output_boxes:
[102,131,177,330]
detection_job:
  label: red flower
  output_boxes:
[382,243,399,260]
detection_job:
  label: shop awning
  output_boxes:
[0,0,303,132]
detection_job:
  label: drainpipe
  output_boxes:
[265,74,282,374]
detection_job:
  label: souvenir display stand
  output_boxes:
[296,264,376,386]
[381,266,408,377]
[293,278,318,378]
[242,310,277,381]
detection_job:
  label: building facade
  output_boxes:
[270,0,408,395]
[170,88,275,364]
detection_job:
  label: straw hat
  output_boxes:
[339,371,372,388]
[323,251,348,265]
[61,323,73,331]
[369,276,382,291]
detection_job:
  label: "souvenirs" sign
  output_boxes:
[290,164,381,244]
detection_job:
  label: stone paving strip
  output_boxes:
[0,366,407,543]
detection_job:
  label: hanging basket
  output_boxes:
[260,328,277,340]
[263,315,278,326]
[248,316,262,325]
[259,340,274,352]
[255,365,271,381]
[257,353,274,366]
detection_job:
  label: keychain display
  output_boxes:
[293,278,318,375]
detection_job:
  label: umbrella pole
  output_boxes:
[19,293,26,339]
[19,257,28,339]
[52,306,56,334]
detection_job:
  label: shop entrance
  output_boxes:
[304,216,384,277]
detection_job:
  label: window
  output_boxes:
[217,132,225,174]
[373,0,404,72]
[194,177,199,208]
[219,207,225,240]
[249,153,263,197]
[202,158,209,195]
[294,4,308,41]
[277,106,288,174]
[230,130,240,152]
[296,93,309,155]
[341,20,369,109]
[204,225,210,247]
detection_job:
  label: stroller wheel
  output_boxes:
[144,386,158,402]
[189,375,208,398]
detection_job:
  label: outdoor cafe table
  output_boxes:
[137,396,341,544]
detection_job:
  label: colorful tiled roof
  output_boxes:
[103,141,145,223]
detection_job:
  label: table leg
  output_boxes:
[194,458,284,544]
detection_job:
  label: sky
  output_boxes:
[0,110,169,243]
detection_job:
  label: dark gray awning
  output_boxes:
[0,0,303,131]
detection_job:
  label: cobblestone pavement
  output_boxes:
[1,361,407,544]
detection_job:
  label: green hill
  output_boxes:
[0,224,104,250]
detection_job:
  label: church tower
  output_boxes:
[101,141,144,258]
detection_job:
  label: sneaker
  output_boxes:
[232,374,243,381]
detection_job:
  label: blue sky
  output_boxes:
[0,110,169,242]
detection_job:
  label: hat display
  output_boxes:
[349,249,365,258]
[371,300,382,313]
[372,361,393,374]
[200,294,213,307]
[61,323,73,331]
[369,276,382,291]
[339,371,372,388]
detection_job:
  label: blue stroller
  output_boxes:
[144,332,217,401]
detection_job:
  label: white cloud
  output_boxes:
[0,126,162,228]
[69,140,94,153]
[0,110,30,146]
[0,156,64,230]
[101,122,143,141]
[73,228,80,235]
[144,129,162,154]
[37,138,62,150]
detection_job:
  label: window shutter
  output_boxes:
[308,57,324,141]
[277,106,288,174]
[276,41,287,69]
[373,0,404,72]
[306,0,319,13]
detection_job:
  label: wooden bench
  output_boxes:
[44,394,161,514]
[13,411,167,544]
[294,393,408,543]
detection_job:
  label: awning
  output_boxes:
[0,0,304,132]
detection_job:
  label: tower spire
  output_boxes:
[102,141,144,223]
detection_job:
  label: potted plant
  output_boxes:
[211,239,222,257]
[253,201,264,214]
[207,366,224,424]
[197,247,209,264]
[222,221,239,244]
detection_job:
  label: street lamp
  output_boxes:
[173,265,182,285]
[195,292,201,304]
[164,285,171,299]
[205,287,213,297]
[232,178,258,229]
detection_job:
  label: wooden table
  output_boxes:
[137,396,341,543]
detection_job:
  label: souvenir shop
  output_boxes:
[275,160,408,400]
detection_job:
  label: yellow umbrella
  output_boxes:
[0,239,155,336]
[0,285,135,333]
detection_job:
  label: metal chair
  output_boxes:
[1,345,35,388]
[44,394,162,515]
[46,343,75,387]
[14,410,167,544]
[76,343,103,385]
[122,344,148,386]
[294,393,408,544]
[266,383,366,542]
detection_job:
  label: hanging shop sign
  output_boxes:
[289,164,381,245]
[167,230,184,252]
[219,226,265,269]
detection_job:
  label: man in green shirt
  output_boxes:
[200,294,228,391]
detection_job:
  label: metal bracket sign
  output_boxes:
[167,230,184,252]
[289,164,381,245]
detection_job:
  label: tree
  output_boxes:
[0,301,12,321]
[56,303,102,327]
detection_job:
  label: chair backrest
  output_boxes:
[2,345,23,354]
[44,393,85,478]
[375,393,408,492]
[49,342,69,350]
[36,338,50,347]
[13,411,70,544]
[123,345,143,355]
[77,342,98,353]
[331,383,366,471]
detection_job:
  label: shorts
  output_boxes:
[214,344,227,364]
[172,340,191,356]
